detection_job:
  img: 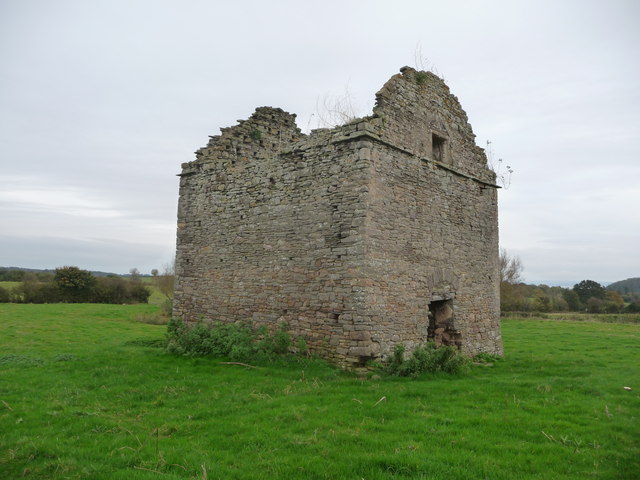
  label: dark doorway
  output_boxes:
[427,299,462,348]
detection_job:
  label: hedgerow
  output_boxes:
[4,267,150,304]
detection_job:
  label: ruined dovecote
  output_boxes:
[173,67,503,367]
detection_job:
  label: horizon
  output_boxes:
[2,265,636,289]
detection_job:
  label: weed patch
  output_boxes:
[134,312,169,325]
[0,354,44,366]
[165,318,303,362]
[384,342,471,377]
[52,353,79,362]
[415,71,429,85]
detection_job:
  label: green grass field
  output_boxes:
[1,304,638,479]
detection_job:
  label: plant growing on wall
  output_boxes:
[250,128,262,140]
[486,140,513,189]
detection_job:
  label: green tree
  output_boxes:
[586,297,603,313]
[573,280,605,304]
[532,288,550,312]
[603,290,624,313]
[562,289,583,311]
[54,266,96,303]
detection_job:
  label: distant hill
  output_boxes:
[607,277,640,294]
[0,267,133,278]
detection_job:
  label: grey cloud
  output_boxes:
[1,0,638,281]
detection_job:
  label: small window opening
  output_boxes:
[432,134,446,162]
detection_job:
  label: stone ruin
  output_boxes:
[173,67,503,367]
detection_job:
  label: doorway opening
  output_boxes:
[427,298,462,348]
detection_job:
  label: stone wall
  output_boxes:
[174,67,503,367]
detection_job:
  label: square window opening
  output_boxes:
[432,134,446,162]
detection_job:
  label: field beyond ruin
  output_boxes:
[0,304,638,479]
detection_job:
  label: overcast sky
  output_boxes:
[1,0,638,285]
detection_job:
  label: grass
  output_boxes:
[144,283,169,306]
[0,305,638,479]
[0,281,21,290]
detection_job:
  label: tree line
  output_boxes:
[0,268,54,282]
[500,250,640,313]
[0,266,150,304]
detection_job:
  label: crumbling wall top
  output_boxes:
[183,67,494,185]
[373,66,475,141]
[183,107,303,171]
[370,66,493,183]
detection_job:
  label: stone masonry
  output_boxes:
[174,67,503,367]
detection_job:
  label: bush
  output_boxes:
[586,297,603,313]
[625,302,640,313]
[0,286,11,303]
[166,318,256,360]
[384,342,470,377]
[92,276,129,304]
[255,322,291,355]
[127,283,151,304]
[54,266,96,302]
[91,276,150,304]
[17,281,61,303]
[165,318,295,362]
[10,271,151,304]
